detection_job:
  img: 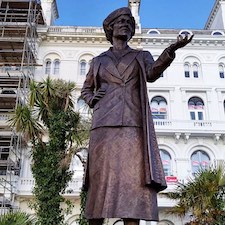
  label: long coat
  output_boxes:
[81,46,175,193]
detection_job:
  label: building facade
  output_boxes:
[1,0,225,225]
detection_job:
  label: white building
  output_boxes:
[1,0,225,224]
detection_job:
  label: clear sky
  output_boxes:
[55,0,215,29]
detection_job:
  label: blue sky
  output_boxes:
[55,0,215,29]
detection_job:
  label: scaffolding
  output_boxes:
[0,0,44,214]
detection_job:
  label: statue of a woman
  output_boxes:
[81,7,193,225]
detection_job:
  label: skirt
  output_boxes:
[85,127,158,221]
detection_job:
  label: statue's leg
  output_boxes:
[124,219,140,225]
[89,219,104,225]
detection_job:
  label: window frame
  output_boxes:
[80,60,87,76]
[184,63,190,78]
[188,97,205,121]
[45,59,52,74]
[150,96,168,120]
[184,62,200,78]
[160,149,172,176]
[191,150,210,175]
[53,59,60,75]
[219,63,225,79]
[193,63,199,78]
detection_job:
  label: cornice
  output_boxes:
[37,26,225,48]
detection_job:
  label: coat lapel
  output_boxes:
[103,50,122,80]
[103,48,139,81]
[117,51,138,78]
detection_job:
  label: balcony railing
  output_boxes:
[47,26,105,35]
[154,119,225,134]
[17,177,83,196]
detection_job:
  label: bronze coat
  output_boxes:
[81,47,175,193]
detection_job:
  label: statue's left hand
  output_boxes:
[169,34,194,52]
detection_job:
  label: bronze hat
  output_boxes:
[103,7,135,44]
[103,7,133,27]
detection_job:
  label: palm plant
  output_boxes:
[8,76,90,225]
[161,165,225,224]
[0,211,36,225]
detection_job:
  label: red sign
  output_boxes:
[165,176,178,183]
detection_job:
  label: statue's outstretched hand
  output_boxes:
[169,34,194,52]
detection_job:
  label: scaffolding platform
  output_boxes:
[0,0,44,214]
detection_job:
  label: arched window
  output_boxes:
[80,60,87,75]
[188,97,204,120]
[191,150,210,175]
[193,63,199,78]
[45,60,51,74]
[179,30,193,36]
[219,64,225,79]
[184,57,201,78]
[184,63,190,78]
[211,31,224,36]
[53,59,60,75]
[147,29,160,35]
[78,54,94,76]
[150,96,167,119]
[160,150,172,176]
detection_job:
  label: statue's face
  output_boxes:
[112,15,133,41]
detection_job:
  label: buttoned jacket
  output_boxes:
[81,46,175,192]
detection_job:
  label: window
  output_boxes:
[179,30,193,36]
[191,150,210,175]
[193,63,199,78]
[147,29,160,35]
[44,53,61,75]
[150,96,167,119]
[184,63,200,78]
[184,63,190,78]
[45,60,51,74]
[188,97,204,120]
[219,64,225,78]
[53,59,60,75]
[78,54,94,76]
[211,31,224,36]
[160,150,172,176]
[80,60,87,75]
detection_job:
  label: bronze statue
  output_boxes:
[81,7,193,225]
